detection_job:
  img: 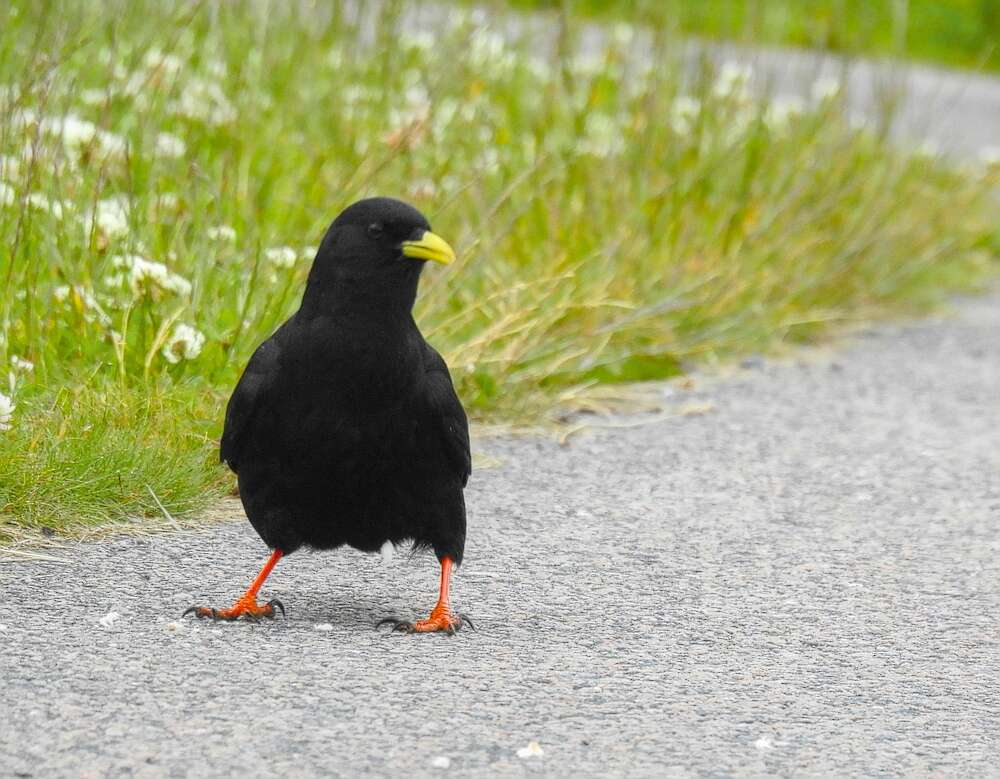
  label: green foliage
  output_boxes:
[508,0,1000,71]
[0,1,997,534]
[0,382,224,539]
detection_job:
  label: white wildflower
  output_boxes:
[764,95,805,132]
[80,88,108,106]
[110,254,191,298]
[468,28,508,66]
[670,95,701,135]
[408,178,437,199]
[157,192,179,210]
[569,52,605,78]
[264,246,297,268]
[525,56,553,84]
[0,154,20,180]
[430,98,459,137]
[577,113,625,158]
[172,77,237,125]
[95,129,128,156]
[143,48,185,77]
[612,22,635,46]
[516,741,543,759]
[39,114,97,147]
[475,148,500,175]
[326,47,344,69]
[342,84,377,107]
[0,181,15,207]
[155,131,186,158]
[713,61,753,99]
[10,356,33,373]
[207,225,237,242]
[0,391,14,430]
[162,323,205,364]
[27,193,65,219]
[84,197,130,237]
[300,245,318,261]
[39,115,126,156]
[206,59,228,79]
[98,611,121,628]
[9,107,38,131]
[811,76,842,103]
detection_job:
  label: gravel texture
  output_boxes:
[2,294,999,777]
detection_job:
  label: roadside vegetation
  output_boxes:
[1,1,998,538]
[513,0,1000,72]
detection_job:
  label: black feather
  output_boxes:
[221,197,470,564]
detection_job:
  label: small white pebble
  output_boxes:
[380,540,394,566]
[0,623,8,631]
[314,623,334,632]
[516,741,543,759]
[430,756,451,769]
[165,621,183,631]
[99,611,120,628]
[754,736,774,751]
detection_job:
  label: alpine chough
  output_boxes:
[184,197,471,634]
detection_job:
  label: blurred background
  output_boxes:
[512,0,1000,71]
[0,0,997,538]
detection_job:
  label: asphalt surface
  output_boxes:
[2,293,999,777]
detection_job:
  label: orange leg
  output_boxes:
[183,549,285,622]
[378,556,474,635]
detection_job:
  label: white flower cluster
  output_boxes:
[38,114,127,157]
[0,392,14,431]
[264,246,297,268]
[108,254,192,299]
[84,197,131,238]
[162,323,205,364]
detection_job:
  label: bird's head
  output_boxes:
[302,197,455,314]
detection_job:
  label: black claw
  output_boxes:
[459,614,476,631]
[377,617,415,633]
[267,599,285,617]
[182,606,199,619]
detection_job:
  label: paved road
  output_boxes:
[2,293,998,776]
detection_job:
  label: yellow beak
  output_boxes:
[401,230,456,265]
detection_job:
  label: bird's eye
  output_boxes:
[367,223,384,239]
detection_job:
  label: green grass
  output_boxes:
[509,0,1000,72]
[1,1,998,539]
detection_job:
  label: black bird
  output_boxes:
[185,197,471,633]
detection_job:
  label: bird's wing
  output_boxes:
[421,341,471,487]
[220,333,283,472]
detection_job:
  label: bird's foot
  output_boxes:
[182,594,285,622]
[377,603,474,635]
